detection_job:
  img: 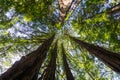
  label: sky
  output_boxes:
[0,0,120,79]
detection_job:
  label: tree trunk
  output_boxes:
[58,0,81,23]
[58,0,73,22]
[62,44,74,80]
[70,36,120,74]
[0,34,55,80]
[39,41,58,80]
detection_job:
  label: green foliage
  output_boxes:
[0,0,120,79]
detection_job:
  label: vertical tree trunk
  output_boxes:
[107,3,120,14]
[58,0,81,23]
[70,36,120,74]
[39,41,58,80]
[58,0,73,23]
[62,44,74,80]
[0,34,55,80]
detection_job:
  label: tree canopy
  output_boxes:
[0,0,120,80]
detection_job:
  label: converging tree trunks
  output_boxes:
[0,34,55,80]
[62,44,74,80]
[0,0,120,79]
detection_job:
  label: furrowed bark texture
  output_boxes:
[0,34,55,80]
[58,0,81,23]
[70,36,120,74]
[39,41,58,80]
[62,44,74,80]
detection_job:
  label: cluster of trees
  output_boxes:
[0,0,120,80]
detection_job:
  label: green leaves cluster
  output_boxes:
[0,0,120,79]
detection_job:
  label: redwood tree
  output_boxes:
[62,44,74,80]
[70,36,120,74]
[0,0,120,79]
[0,34,55,80]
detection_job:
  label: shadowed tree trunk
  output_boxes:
[107,3,120,19]
[62,44,74,80]
[70,36,120,74]
[0,34,55,80]
[82,3,120,21]
[38,41,58,80]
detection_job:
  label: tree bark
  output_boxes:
[62,44,74,80]
[58,0,73,23]
[81,3,120,21]
[0,34,55,80]
[70,36,120,74]
[58,0,81,23]
[39,41,58,80]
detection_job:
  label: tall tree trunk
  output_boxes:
[70,36,120,74]
[0,34,55,80]
[62,44,74,80]
[58,0,73,23]
[39,41,58,80]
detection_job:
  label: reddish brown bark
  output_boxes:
[70,36,120,74]
[58,0,81,23]
[62,44,74,80]
[39,41,58,80]
[0,34,55,80]
[58,0,73,22]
